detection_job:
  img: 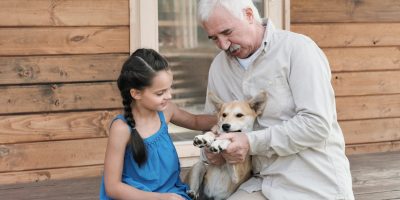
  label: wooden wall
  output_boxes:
[1,0,399,186]
[291,0,400,154]
[0,0,129,185]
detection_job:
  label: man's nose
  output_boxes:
[217,37,231,51]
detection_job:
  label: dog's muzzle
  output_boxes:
[222,124,242,132]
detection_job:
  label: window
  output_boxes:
[158,0,266,141]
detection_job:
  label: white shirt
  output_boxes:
[204,19,354,200]
[237,42,263,70]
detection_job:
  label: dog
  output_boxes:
[185,91,267,200]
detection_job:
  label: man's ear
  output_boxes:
[248,91,267,115]
[243,7,254,23]
[208,92,224,112]
[130,89,142,100]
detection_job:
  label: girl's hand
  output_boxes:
[157,193,185,200]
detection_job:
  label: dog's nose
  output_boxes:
[222,124,231,132]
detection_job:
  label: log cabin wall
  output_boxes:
[291,0,400,154]
[0,0,129,185]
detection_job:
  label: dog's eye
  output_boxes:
[236,113,244,118]
[222,113,227,118]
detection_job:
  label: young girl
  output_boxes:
[99,48,216,200]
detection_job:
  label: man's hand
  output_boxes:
[203,148,226,165]
[218,133,250,164]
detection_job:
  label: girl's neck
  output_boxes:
[132,106,158,119]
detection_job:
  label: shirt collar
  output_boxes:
[261,18,276,52]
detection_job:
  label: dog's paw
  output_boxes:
[209,139,230,154]
[186,189,199,200]
[193,134,214,148]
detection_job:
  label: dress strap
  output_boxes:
[157,111,166,124]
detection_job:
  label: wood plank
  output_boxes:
[0,110,120,144]
[0,82,207,115]
[291,23,400,47]
[332,71,400,96]
[346,141,400,155]
[0,82,121,114]
[341,118,400,144]
[0,27,129,56]
[355,190,400,200]
[336,94,400,120]
[0,138,107,172]
[0,176,101,200]
[291,0,400,23]
[324,47,400,72]
[0,0,129,26]
[348,151,400,199]
[0,165,103,185]
[0,54,127,85]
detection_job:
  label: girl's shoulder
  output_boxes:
[108,115,131,141]
[162,102,176,123]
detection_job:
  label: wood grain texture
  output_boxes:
[0,110,119,144]
[324,47,400,72]
[0,166,103,185]
[0,54,127,85]
[341,118,400,144]
[336,94,400,120]
[291,23,400,47]
[0,0,129,26]
[292,0,400,23]
[0,138,107,172]
[0,27,129,56]
[346,141,400,155]
[332,71,400,96]
[0,82,121,114]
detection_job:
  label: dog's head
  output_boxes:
[209,91,267,133]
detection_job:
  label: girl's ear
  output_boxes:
[130,89,142,100]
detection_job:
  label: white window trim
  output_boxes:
[129,0,290,167]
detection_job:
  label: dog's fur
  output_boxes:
[185,91,267,200]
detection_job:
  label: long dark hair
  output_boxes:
[117,48,169,166]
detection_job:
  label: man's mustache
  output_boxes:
[226,44,241,54]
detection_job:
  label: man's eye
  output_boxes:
[223,31,232,35]
[236,113,243,118]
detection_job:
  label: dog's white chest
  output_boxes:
[203,165,232,200]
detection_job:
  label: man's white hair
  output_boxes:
[198,0,261,23]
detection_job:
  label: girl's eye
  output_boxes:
[156,92,164,96]
[222,113,227,118]
[236,113,243,118]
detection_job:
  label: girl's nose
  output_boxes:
[165,88,172,100]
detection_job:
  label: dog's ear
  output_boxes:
[208,92,224,112]
[248,91,267,115]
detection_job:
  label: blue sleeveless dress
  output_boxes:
[99,112,190,200]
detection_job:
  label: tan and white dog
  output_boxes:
[185,91,267,200]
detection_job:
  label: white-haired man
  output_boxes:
[198,0,355,199]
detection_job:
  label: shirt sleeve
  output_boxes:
[246,36,336,157]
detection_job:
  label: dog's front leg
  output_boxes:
[184,161,207,200]
[209,139,231,154]
[193,131,216,148]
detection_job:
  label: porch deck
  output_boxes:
[1,151,399,200]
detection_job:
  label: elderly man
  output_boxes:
[198,0,355,199]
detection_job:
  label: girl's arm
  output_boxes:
[103,120,184,200]
[165,102,217,131]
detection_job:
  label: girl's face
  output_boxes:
[134,70,173,111]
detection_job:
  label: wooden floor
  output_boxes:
[1,151,399,200]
